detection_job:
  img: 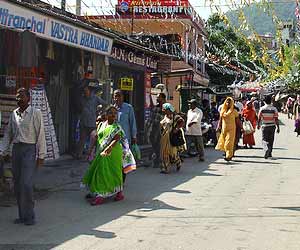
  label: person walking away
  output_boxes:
[76,86,106,159]
[286,97,294,119]
[234,98,244,115]
[242,101,257,148]
[185,99,205,162]
[201,99,210,122]
[216,97,241,161]
[257,95,280,159]
[83,106,132,205]
[160,103,185,174]
[251,97,260,114]
[234,98,244,149]
[149,93,166,168]
[293,95,300,136]
[0,88,46,225]
[218,98,226,114]
[113,90,137,181]
[208,102,219,146]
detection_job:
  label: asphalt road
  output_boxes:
[1,115,300,250]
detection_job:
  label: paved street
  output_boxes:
[1,115,300,250]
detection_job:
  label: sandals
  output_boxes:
[114,192,124,202]
[90,196,105,206]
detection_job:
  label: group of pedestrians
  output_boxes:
[0,87,139,224]
[148,96,206,174]
[215,95,280,161]
[0,85,284,226]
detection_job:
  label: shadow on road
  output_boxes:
[249,147,287,150]
[232,159,281,165]
[268,206,300,212]
[0,148,223,248]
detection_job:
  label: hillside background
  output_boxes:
[225,0,296,35]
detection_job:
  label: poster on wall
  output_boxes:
[120,77,134,91]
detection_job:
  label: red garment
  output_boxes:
[242,104,257,146]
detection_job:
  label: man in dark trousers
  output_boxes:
[0,88,46,225]
[113,89,137,182]
[186,99,205,162]
[257,95,280,159]
[76,85,106,159]
[149,93,166,168]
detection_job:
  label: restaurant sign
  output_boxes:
[117,0,193,16]
[0,1,113,56]
[111,47,158,70]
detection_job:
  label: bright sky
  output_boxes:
[46,0,232,20]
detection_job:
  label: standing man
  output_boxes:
[149,93,166,168]
[186,99,205,162]
[76,85,106,159]
[0,88,46,225]
[257,95,280,159]
[113,90,137,145]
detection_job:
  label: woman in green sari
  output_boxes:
[83,105,126,206]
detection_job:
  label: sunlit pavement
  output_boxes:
[1,114,300,250]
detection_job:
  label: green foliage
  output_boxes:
[206,14,263,86]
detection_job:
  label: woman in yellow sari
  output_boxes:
[216,97,240,161]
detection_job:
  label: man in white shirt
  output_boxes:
[0,88,46,226]
[186,99,205,161]
[234,98,244,115]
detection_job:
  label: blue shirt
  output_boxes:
[116,102,137,144]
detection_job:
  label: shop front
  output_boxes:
[0,0,113,155]
[109,44,159,143]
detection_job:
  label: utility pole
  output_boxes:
[61,0,66,11]
[76,0,81,15]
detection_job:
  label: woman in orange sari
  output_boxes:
[216,97,240,161]
[242,101,257,148]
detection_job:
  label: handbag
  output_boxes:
[131,144,141,160]
[170,128,185,147]
[243,120,254,135]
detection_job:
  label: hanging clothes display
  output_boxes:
[30,86,60,160]
[0,94,17,156]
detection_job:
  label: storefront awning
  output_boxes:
[1,0,114,56]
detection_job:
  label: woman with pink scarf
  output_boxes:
[293,95,300,136]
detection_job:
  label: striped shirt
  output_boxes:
[258,104,278,127]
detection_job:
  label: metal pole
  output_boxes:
[131,7,134,35]
[61,0,66,11]
[76,0,81,15]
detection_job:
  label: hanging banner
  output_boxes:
[0,1,113,56]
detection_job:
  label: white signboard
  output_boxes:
[0,1,113,56]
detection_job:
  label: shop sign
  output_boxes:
[0,1,113,56]
[111,47,158,70]
[120,77,134,91]
[132,6,193,15]
[117,0,188,7]
[117,0,193,16]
